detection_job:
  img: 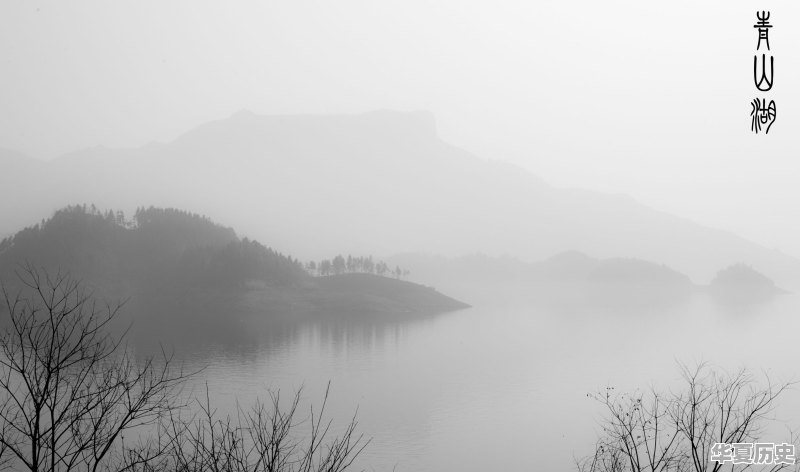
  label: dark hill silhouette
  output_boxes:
[709,264,786,303]
[1,111,799,283]
[0,206,468,328]
[712,264,776,288]
[0,205,300,290]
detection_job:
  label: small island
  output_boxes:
[709,263,787,303]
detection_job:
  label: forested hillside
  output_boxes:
[0,205,307,292]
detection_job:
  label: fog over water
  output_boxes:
[1,1,799,471]
[170,285,800,472]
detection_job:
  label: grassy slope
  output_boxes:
[312,273,470,316]
[235,273,470,322]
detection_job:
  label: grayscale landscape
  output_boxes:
[2,2,799,471]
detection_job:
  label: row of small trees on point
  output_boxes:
[305,255,409,279]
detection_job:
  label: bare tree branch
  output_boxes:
[578,363,798,472]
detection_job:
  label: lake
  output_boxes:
[166,282,800,472]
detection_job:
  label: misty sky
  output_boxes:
[2,0,800,256]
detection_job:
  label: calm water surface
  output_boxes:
[169,285,800,472]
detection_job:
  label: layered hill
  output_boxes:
[0,206,469,323]
[389,251,694,288]
[386,251,703,311]
[2,110,799,283]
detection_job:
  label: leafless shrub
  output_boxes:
[0,265,369,472]
[578,363,798,472]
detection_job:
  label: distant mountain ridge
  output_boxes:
[388,251,793,307]
[389,251,694,287]
[1,110,799,284]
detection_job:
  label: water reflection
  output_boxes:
[126,286,800,472]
